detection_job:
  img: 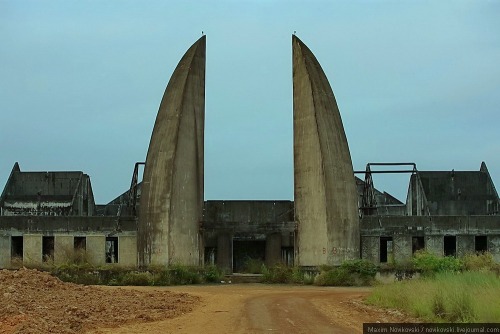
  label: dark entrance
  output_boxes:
[412,236,425,254]
[42,236,55,262]
[232,240,265,273]
[379,237,393,263]
[475,236,488,253]
[105,237,118,263]
[444,236,456,257]
[11,236,23,261]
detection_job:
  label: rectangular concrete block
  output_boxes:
[217,233,232,273]
[488,235,500,263]
[24,234,42,266]
[265,233,282,267]
[457,235,474,257]
[361,236,379,264]
[426,236,444,257]
[0,236,10,268]
[54,235,74,264]
[86,235,105,266]
[393,235,412,263]
[118,236,137,267]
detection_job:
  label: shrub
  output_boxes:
[242,258,266,274]
[120,271,153,286]
[412,250,462,276]
[262,264,292,283]
[462,252,498,272]
[314,267,352,286]
[202,265,223,283]
[341,259,378,283]
[168,264,201,285]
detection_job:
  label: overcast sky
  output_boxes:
[1,1,499,204]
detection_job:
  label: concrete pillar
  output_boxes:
[361,236,379,264]
[488,235,500,263]
[293,35,359,266]
[119,236,137,267]
[138,36,206,267]
[24,234,42,266]
[426,235,444,257]
[457,235,474,257]
[393,235,412,263]
[86,235,105,266]
[54,235,74,264]
[0,236,10,268]
[265,233,282,267]
[217,233,232,273]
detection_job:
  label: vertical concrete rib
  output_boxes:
[292,35,359,266]
[138,36,205,267]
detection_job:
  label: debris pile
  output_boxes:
[0,268,199,333]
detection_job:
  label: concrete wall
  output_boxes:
[361,216,500,262]
[86,235,105,266]
[361,236,379,264]
[54,235,74,264]
[119,235,137,267]
[24,234,42,265]
[0,236,10,268]
[457,235,474,257]
[393,235,412,263]
[489,236,500,263]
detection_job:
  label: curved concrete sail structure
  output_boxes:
[138,36,205,267]
[292,35,359,266]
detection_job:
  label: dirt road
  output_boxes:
[91,285,414,334]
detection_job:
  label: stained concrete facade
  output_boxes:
[292,35,359,266]
[1,37,500,271]
[361,216,500,264]
[0,163,95,216]
[138,36,205,267]
[0,216,137,268]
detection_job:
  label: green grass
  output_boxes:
[367,271,500,322]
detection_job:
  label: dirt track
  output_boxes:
[91,285,415,334]
[1,269,416,334]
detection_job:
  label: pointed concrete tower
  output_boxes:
[292,35,359,266]
[138,36,206,267]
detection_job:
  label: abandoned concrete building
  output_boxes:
[1,36,499,271]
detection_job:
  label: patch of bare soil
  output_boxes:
[0,268,199,334]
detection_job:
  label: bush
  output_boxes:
[462,252,498,273]
[314,267,352,286]
[242,258,265,274]
[202,265,223,283]
[168,264,201,285]
[120,271,153,286]
[412,250,462,276]
[262,264,292,283]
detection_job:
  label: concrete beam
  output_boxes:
[292,35,359,266]
[138,36,206,267]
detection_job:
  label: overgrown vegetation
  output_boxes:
[49,263,224,286]
[367,252,500,323]
[314,259,378,286]
[261,259,378,286]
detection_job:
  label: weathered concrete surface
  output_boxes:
[361,236,379,264]
[138,36,206,267]
[292,35,359,266]
[217,233,232,273]
[119,235,137,267]
[265,233,282,267]
[54,235,73,264]
[86,235,105,266]
[24,234,42,265]
[0,236,10,268]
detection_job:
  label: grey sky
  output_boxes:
[1,1,499,204]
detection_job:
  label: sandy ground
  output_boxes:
[1,269,416,334]
[91,285,416,334]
